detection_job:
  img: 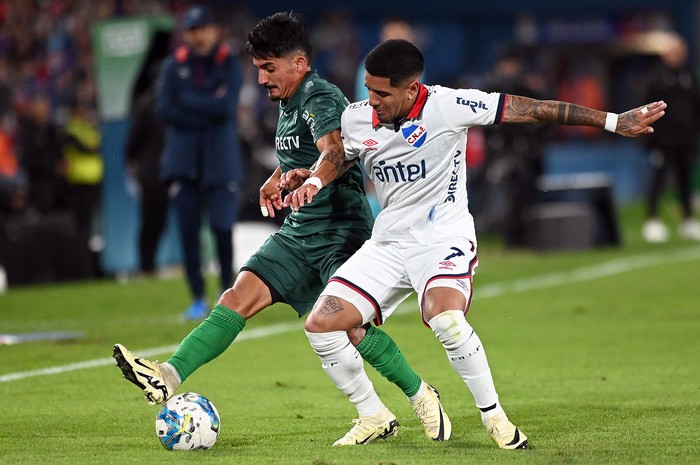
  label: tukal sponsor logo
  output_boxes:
[456,97,488,113]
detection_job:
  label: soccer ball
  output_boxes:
[155,392,221,450]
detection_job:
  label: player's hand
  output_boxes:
[616,100,666,137]
[259,177,284,218]
[280,168,311,191]
[283,183,319,212]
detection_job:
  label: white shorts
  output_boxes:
[321,237,478,326]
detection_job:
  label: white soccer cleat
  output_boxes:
[410,383,452,441]
[679,219,700,241]
[483,413,528,450]
[642,218,669,243]
[112,343,173,404]
[332,406,399,446]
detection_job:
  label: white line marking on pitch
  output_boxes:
[2,246,699,384]
[0,322,302,383]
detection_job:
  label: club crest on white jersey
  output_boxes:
[402,124,427,147]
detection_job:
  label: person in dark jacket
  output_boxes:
[156,5,245,319]
[642,34,700,242]
[17,94,66,214]
[126,31,171,275]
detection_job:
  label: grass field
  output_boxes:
[1,202,699,465]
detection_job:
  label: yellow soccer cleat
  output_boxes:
[483,413,528,450]
[113,343,173,405]
[332,406,399,446]
[410,383,452,441]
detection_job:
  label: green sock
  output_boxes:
[356,325,422,397]
[167,304,245,382]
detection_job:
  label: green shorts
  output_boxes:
[241,227,371,317]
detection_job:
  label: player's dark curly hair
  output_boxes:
[244,11,312,59]
[365,39,424,87]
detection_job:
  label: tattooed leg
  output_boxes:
[305,295,387,419]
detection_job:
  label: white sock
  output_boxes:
[306,330,385,417]
[428,310,499,411]
[407,380,426,402]
[161,362,182,390]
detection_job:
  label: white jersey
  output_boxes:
[341,84,506,245]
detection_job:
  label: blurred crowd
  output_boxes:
[0,0,180,281]
[0,1,698,285]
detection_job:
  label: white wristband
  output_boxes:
[304,176,323,190]
[604,112,618,133]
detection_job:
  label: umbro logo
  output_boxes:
[362,139,379,152]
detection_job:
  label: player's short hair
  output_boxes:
[365,39,424,87]
[244,11,312,59]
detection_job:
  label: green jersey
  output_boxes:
[275,70,373,235]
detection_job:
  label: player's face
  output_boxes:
[365,72,419,123]
[252,54,305,102]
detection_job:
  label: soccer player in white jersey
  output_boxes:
[282,39,666,449]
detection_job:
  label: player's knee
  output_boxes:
[304,297,340,333]
[428,309,472,350]
[423,287,467,321]
[305,296,361,333]
[217,288,252,320]
[304,308,326,333]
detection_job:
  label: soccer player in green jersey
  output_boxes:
[113,11,451,446]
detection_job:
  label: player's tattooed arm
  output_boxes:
[503,95,605,126]
[502,95,666,137]
[282,128,346,211]
[318,144,345,173]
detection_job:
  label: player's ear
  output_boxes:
[406,80,420,100]
[294,54,307,71]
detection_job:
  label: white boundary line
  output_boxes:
[2,246,699,384]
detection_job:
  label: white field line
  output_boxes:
[0,322,302,383]
[2,246,699,384]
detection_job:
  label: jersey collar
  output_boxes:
[372,83,428,128]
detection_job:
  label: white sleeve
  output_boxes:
[340,109,360,161]
[440,87,507,129]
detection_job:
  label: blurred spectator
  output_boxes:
[354,16,424,101]
[0,125,27,213]
[126,30,171,275]
[156,4,245,320]
[476,49,551,245]
[312,9,359,99]
[642,33,700,242]
[63,92,103,276]
[0,60,13,119]
[237,72,285,225]
[556,54,607,139]
[16,94,66,214]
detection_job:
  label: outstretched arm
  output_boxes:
[502,95,666,137]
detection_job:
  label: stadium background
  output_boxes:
[0,0,698,280]
[1,3,699,463]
